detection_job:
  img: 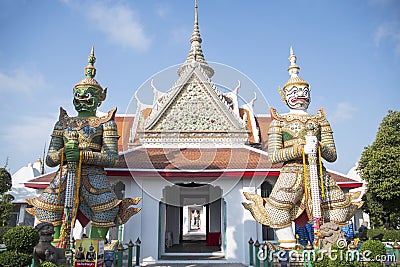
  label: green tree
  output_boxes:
[0,167,12,194]
[0,168,14,226]
[358,110,400,228]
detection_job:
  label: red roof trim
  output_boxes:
[106,170,280,178]
[24,183,48,189]
[24,170,362,190]
[336,182,363,189]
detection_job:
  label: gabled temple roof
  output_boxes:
[24,171,57,189]
[117,146,271,170]
[10,162,41,202]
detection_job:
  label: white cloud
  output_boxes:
[331,102,357,123]
[374,23,400,56]
[2,115,56,151]
[0,114,57,173]
[87,3,151,52]
[0,68,46,94]
[156,4,170,19]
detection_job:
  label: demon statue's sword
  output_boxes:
[60,131,78,249]
[306,122,322,249]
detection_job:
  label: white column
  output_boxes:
[18,204,27,225]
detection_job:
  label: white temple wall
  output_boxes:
[119,175,271,265]
[140,179,160,263]
[118,177,143,244]
[241,177,267,264]
[121,177,161,263]
[223,178,246,263]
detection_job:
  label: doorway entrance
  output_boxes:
[182,205,206,241]
[160,183,224,258]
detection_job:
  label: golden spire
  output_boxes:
[283,46,309,90]
[74,47,106,101]
[84,46,96,79]
[288,46,300,78]
[177,0,214,77]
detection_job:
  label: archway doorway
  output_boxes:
[160,182,224,258]
[182,205,206,241]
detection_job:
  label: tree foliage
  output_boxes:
[358,110,400,228]
[0,168,13,226]
[2,226,39,254]
[0,226,39,267]
[0,168,12,194]
[0,251,33,267]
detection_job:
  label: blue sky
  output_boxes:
[0,0,399,175]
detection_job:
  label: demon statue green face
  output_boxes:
[73,86,101,115]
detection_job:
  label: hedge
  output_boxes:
[2,226,39,254]
[0,251,33,267]
[366,229,400,242]
[0,227,12,244]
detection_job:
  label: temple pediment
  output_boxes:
[139,65,248,145]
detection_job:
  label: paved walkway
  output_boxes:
[142,264,246,267]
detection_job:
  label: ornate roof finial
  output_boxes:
[177,0,214,77]
[195,0,198,25]
[190,0,201,54]
[283,46,309,90]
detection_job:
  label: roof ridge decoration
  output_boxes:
[131,91,152,142]
[177,0,214,78]
[240,92,260,144]
[223,80,241,118]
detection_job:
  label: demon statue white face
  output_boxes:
[284,84,310,111]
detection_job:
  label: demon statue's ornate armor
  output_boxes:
[27,48,140,241]
[243,48,359,249]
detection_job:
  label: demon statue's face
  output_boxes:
[285,85,310,111]
[73,86,100,115]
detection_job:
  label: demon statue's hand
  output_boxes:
[304,135,318,155]
[65,141,80,162]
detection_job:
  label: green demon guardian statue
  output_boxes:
[243,47,361,249]
[27,48,141,245]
